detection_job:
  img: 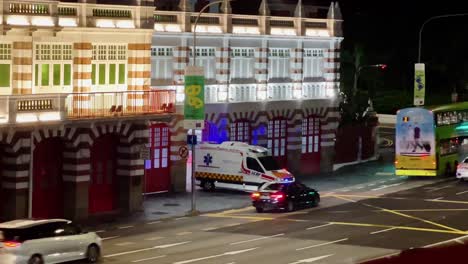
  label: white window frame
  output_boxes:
[230,48,255,79]
[151,46,174,81]
[0,42,12,95]
[189,47,216,80]
[268,48,290,79]
[34,43,73,93]
[92,44,127,92]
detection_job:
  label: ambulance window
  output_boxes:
[247,157,265,173]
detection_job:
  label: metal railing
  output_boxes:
[0,90,175,125]
[8,3,49,14]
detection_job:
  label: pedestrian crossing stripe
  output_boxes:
[195,172,243,183]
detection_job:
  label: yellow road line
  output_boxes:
[425,199,468,205]
[331,222,468,235]
[217,207,253,214]
[376,209,468,212]
[333,195,463,233]
[202,213,274,221]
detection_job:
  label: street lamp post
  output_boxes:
[189,0,233,216]
[418,13,468,63]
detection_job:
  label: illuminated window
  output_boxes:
[302,116,320,154]
[151,46,174,80]
[34,43,72,88]
[0,43,12,60]
[268,118,287,157]
[268,48,290,79]
[230,120,251,143]
[231,48,255,79]
[92,44,127,86]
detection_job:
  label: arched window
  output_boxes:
[268,118,287,157]
[230,120,251,143]
[302,116,320,154]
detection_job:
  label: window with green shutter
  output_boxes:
[41,64,50,86]
[99,64,106,85]
[64,64,71,85]
[109,64,116,84]
[53,64,61,86]
[0,64,10,87]
[92,64,96,85]
[119,64,125,84]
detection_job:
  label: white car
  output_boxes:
[0,219,102,264]
[457,158,468,180]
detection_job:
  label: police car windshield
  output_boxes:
[258,156,281,171]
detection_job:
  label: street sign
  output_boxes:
[184,66,205,130]
[187,135,197,146]
[414,63,425,106]
[139,146,150,160]
[179,146,189,159]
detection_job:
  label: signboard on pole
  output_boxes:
[184,66,205,130]
[139,145,150,160]
[414,63,425,106]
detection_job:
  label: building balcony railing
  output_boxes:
[0,90,175,125]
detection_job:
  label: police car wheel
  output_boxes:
[255,207,264,213]
[287,200,295,212]
[202,180,215,191]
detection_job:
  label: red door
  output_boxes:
[144,124,170,194]
[32,138,64,218]
[301,116,321,174]
[230,120,251,143]
[268,118,288,168]
[89,134,118,214]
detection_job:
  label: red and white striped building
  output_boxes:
[0,0,342,221]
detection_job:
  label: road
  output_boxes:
[78,176,468,264]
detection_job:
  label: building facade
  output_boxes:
[0,0,342,221]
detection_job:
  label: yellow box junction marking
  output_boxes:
[330,222,468,235]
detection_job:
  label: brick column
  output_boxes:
[12,42,32,94]
[169,115,187,192]
[324,40,341,98]
[127,43,151,112]
[287,114,302,175]
[255,40,268,100]
[291,42,303,99]
[216,38,230,102]
[73,43,92,115]
[173,38,189,103]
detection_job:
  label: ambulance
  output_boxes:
[194,141,295,191]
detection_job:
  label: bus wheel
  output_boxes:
[202,180,215,191]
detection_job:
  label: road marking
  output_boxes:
[332,195,357,203]
[289,254,334,264]
[336,194,464,233]
[368,183,377,187]
[433,197,444,200]
[288,219,309,222]
[220,207,253,214]
[370,227,396,234]
[425,199,468,205]
[224,223,242,227]
[102,236,120,241]
[95,230,105,233]
[376,172,394,176]
[456,190,468,195]
[132,255,166,263]
[380,209,468,212]
[177,232,193,236]
[230,233,284,245]
[203,213,274,221]
[202,227,218,231]
[371,183,403,191]
[104,241,191,258]
[115,242,136,246]
[118,225,134,229]
[328,211,352,214]
[428,185,453,192]
[424,234,468,248]
[331,222,468,235]
[144,236,164,241]
[173,247,258,264]
[147,221,161,225]
[175,217,188,221]
[296,238,348,251]
[306,223,333,230]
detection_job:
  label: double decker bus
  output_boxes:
[395,103,468,177]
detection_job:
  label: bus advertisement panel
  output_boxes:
[396,108,436,174]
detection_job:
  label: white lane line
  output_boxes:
[427,185,452,192]
[433,197,444,200]
[339,189,350,192]
[173,247,258,264]
[368,183,377,187]
[370,227,396,235]
[456,190,468,195]
[224,223,241,227]
[118,225,134,230]
[144,236,164,241]
[296,238,348,251]
[115,242,136,246]
[230,233,284,245]
[424,234,468,248]
[177,232,193,236]
[376,172,394,176]
[289,254,334,264]
[306,223,333,230]
[102,236,120,241]
[371,183,403,191]
[175,217,188,220]
[202,227,218,231]
[147,221,162,225]
[132,255,166,263]
[95,230,105,233]
[104,241,191,258]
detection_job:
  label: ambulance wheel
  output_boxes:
[202,180,215,191]
[255,207,264,213]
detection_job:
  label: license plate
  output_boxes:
[260,195,269,199]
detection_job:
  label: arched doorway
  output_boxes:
[32,137,65,218]
[89,134,118,214]
[144,124,170,194]
[268,118,288,168]
[301,116,321,174]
